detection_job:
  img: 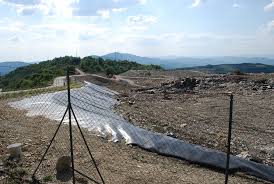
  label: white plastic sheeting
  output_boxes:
[9,82,274,183]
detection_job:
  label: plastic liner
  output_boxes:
[9,82,274,183]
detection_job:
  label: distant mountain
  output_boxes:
[0,61,29,76]
[101,52,274,69]
[180,63,274,74]
[102,52,163,65]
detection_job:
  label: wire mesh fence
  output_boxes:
[0,70,274,184]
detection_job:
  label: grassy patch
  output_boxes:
[0,83,81,100]
[43,175,53,182]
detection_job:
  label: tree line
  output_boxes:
[0,56,161,91]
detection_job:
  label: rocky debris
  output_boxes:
[250,156,264,164]
[128,100,135,105]
[236,151,251,160]
[165,132,177,138]
[180,124,187,128]
[136,77,199,94]
[135,75,274,95]
[0,160,4,174]
[116,72,274,168]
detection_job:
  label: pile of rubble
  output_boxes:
[135,77,199,94]
[135,75,274,95]
[196,76,274,91]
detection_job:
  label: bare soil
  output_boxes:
[115,70,274,167]
[1,70,274,183]
[0,97,270,183]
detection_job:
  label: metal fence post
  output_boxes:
[225,93,233,184]
[67,68,76,184]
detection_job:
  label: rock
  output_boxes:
[250,156,263,164]
[236,151,251,159]
[163,93,172,100]
[128,100,135,105]
[165,132,177,138]
[56,156,72,182]
[7,143,22,159]
[56,156,71,173]
[24,153,32,158]
[147,90,156,94]
[269,149,274,160]
[0,161,3,173]
[180,124,187,128]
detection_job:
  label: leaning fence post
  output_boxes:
[225,93,233,184]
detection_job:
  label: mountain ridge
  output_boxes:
[0,61,29,76]
[180,63,274,74]
[101,52,274,69]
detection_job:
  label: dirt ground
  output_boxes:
[115,70,274,167]
[1,70,274,183]
[0,97,271,183]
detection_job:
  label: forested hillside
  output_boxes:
[80,56,161,75]
[0,56,161,91]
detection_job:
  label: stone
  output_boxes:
[180,124,187,128]
[56,156,72,182]
[56,156,71,173]
[269,149,274,160]
[128,100,135,105]
[236,151,250,159]
[165,132,177,138]
[250,156,263,164]
[7,143,22,159]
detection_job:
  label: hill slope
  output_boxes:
[0,56,161,91]
[102,52,274,69]
[180,63,274,74]
[0,61,29,76]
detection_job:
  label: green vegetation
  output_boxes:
[0,82,81,100]
[0,56,161,91]
[0,56,79,91]
[43,175,53,182]
[80,56,161,76]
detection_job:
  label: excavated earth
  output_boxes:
[0,70,274,183]
[116,70,274,167]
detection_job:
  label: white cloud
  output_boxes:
[112,7,127,13]
[8,35,21,42]
[97,9,110,19]
[127,15,157,25]
[17,6,37,15]
[1,0,146,17]
[0,21,27,32]
[112,0,147,5]
[191,0,204,8]
[264,0,274,12]
[72,0,146,17]
[265,20,274,33]
[39,0,79,17]
[233,3,240,8]
[1,0,79,16]
[137,0,147,5]
[2,0,40,5]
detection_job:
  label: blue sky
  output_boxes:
[0,0,274,61]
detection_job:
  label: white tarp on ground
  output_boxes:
[9,82,274,183]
